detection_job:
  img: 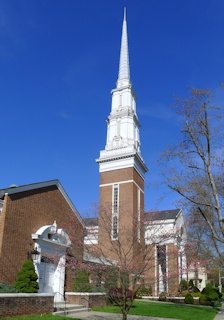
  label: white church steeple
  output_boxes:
[117,8,130,88]
[97,8,147,179]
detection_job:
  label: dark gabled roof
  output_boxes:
[84,217,98,227]
[83,209,181,227]
[0,180,60,198]
[144,209,181,222]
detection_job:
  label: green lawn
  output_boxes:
[93,300,218,320]
[3,301,219,320]
[3,316,81,320]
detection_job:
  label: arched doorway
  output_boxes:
[32,222,71,302]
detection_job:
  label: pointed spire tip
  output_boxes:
[117,7,130,85]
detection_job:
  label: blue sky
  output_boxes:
[0,0,224,216]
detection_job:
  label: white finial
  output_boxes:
[124,7,126,20]
[52,220,57,234]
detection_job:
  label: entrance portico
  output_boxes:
[32,221,71,302]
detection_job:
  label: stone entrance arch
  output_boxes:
[32,222,71,302]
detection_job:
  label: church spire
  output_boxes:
[97,8,148,179]
[117,8,131,88]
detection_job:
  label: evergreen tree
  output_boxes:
[14,259,39,293]
[188,279,195,289]
[179,279,188,291]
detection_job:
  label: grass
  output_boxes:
[3,315,81,320]
[3,301,219,320]
[93,300,218,320]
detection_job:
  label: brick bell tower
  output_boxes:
[96,9,148,263]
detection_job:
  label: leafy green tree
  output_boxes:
[14,259,39,293]
[73,268,92,292]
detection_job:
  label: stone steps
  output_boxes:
[53,302,91,316]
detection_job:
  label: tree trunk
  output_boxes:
[122,311,127,320]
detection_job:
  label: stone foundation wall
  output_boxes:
[65,292,107,308]
[0,293,54,318]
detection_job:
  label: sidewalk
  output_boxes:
[68,310,179,320]
[213,301,224,320]
[68,301,224,320]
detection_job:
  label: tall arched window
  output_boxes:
[112,184,119,240]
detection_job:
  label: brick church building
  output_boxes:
[0,180,85,301]
[0,9,187,300]
[85,8,187,295]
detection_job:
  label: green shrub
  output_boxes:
[188,279,194,288]
[92,286,105,293]
[202,284,219,302]
[14,260,39,293]
[136,286,152,298]
[199,294,211,306]
[212,301,222,307]
[188,279,200,293]
[192,292,201,297]
[184,293,194,304]
[0,282,17,293]
[205,282,213,289]
[159,292,167,301]
[73,268,92,292]
[179,279,188,291]
[214,287,223,299]
[193,286,200,293]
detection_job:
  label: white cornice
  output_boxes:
[97,152,148,180]
[100,179,144,193]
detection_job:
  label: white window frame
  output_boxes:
[112,184,119,240]
[137,188,141,242]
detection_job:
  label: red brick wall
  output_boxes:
[0,185,84,288]
[100,167,144,190]
[98,167,145,267]
[144,243,180,295]
[65,292,107,308]
[144,244,156,295]
[167,243,179,293]
[0,294,54,318]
